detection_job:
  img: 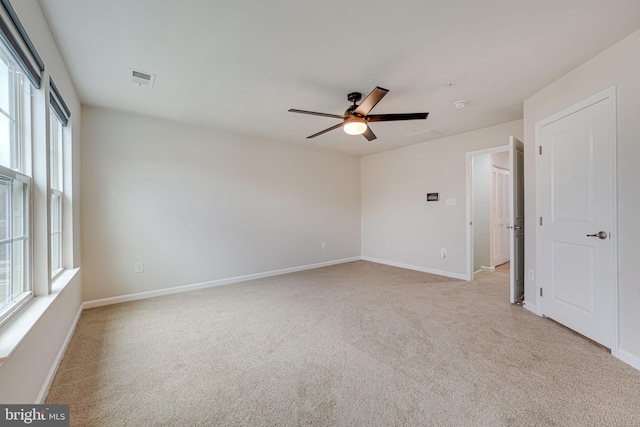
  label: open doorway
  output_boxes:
[471,148,511,274]
[465,137,525,304]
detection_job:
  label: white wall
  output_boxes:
[81,106,361,302]
[0,273,81,403]
[361,120,523,278]
[523,29,640,364]
[0,1,82,403]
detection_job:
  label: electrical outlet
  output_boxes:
[321,242,326,250]
[440,248,446,258]
[446,198,457,206]
[134,262,144,273]
[528,269,535,281]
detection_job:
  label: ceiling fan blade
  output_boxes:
[289,109,344,119]
[306,122,344,139]
[367,112,429,122]
[354,87,389,116]
[362,126,377,141]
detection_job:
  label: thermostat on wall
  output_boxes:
[427,193,439,201]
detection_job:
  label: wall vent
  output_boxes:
[129,68,156,87]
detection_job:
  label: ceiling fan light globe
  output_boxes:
[344,120,367,135]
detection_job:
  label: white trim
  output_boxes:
[618,349,640,372]
[465,145,509,281]
[522,301,541,316]
[534,85,618,348]
[0,268,80,364]
[36,304,82,404]
[361,256,468,281]
[610,87,619,358]
[533,121,544,316]
[480,266,495,272]
[83,257,362,309]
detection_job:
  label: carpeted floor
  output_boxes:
[46,261,640,426]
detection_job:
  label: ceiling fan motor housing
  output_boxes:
[345,105,359,117]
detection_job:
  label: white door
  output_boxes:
[491,167,510,266]
[538,90,616,348]
[509,136,525,304]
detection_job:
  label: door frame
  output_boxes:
[508,136,525,304]
[465,144,509,281]
[534,85,618,356]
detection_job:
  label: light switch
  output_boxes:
[134,262,144,273]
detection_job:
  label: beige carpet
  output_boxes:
[46,261,640,426]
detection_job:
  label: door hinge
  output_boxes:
[540,288,543,297]
[539,217,543,226]
[539,146,542,155]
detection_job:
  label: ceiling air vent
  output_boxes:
[129,68,156,87]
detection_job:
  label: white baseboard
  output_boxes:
[480,265,495,272]
[36,304,83,404]
[361,256,468,280]
[618,349,640,372]
[83,257,362,309]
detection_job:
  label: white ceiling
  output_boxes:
[38,0,640,156]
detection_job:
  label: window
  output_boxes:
[0,168,29,325]
[0,42,23,170]
[0,38,30,326]
[50,107,62,276]
[49,77,69,279]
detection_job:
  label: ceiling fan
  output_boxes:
[288,86,428,141]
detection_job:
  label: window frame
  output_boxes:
[49,103,63,279]
[50,189,62,278]
[49,106,62,191]
[0,25,32,327]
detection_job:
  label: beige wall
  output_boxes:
[81,106,361,301]
[361,120,523,278]
[524,29,640,364]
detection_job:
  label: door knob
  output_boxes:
[586,231,608,239]
[505,226,522,230]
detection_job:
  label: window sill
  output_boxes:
[0,268,80,367]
